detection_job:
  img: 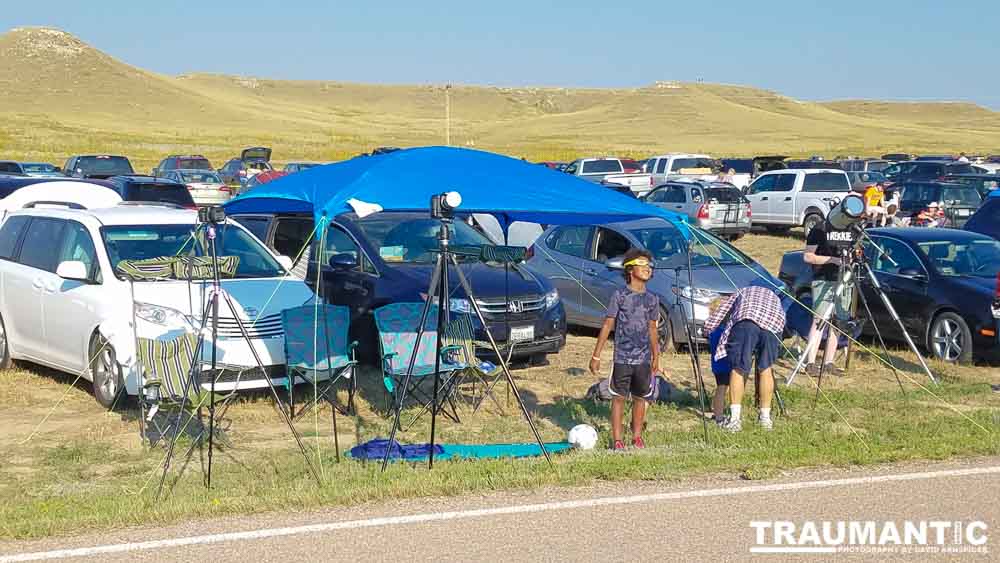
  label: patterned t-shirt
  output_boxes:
[606,287,659,365]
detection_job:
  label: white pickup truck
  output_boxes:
[564,157,654,196]
[645,153,722,186]
[743,169,852,236]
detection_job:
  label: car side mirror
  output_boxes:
[899,267,926,280]
[54,166,61,172]
[606,257,624,270]
[329,253,358,269]
[56,260,90,282]
[275,255,294,270]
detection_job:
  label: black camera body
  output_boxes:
[198,205,226,224]
[430,192,461,220]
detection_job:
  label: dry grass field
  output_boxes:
[0,231,996,540]
[2,27,1000,174]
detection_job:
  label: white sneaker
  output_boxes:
[759,417,773,431]
[721,418,742,433]
[714,415,729,427]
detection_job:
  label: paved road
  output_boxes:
[2,458,997,562]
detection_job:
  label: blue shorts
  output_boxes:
[708,327,731,386]
[724,320,779,377]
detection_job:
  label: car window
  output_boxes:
[917,239,1000,278]
[900,184,937,203]
[670,158,716,172]
[645,187,667,203]
[663,186,687,203]
[580,160,623,174]
[354,213,492,264]
[0,216,30,260]
[126,183,195,207]
[946,163,973,175]
[865,237,923,276]
[773,173,797,192]
[232,216,272,241]
[550,226,592,258]
[564,161,578,174]
[272,218,314,259]
[939,187,982,207]
[75,156,133,177]
[19,218,66,273]
[58,221,100,283]
[316,225,376,274]
[176,158,212,170]
[802,172,849,192]
[594,228,632,262]
[690,188,703,203]
[655,159,667,174]
[748,175,777,194]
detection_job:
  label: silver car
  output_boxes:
[163,169,233,206]
[525,218,780,350]
[643,180,751,240]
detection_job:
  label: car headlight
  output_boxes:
[449,298,472,314]
[135,302,194,328]
[674,286,721,304]
[545,289,560,309]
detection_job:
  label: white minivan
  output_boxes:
[0,204,315,407]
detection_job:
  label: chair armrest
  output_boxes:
[348,341,359,361]
[440,345,465,365]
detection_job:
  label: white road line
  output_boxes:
[3,465,998,562]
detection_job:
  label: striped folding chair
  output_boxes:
[374,303,467,423]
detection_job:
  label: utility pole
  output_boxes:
[445,83,452,146]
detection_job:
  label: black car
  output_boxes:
[895,181,982,227]
[106,175,196,208]
[941,174,1000,200]
[883,160,974,183]
[965,196,1000,240]
[62,155,135,179]
[228,211,567,364]
[152,155,214,177]
[778,228,1000,363]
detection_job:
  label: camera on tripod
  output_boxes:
[198,205,226,225]
[430,191,462,219]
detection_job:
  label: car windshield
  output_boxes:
[76,156,133,176]
[703,187,745,204]
[178,171,223,184]
[127,183,195,207]
[628,226,749,268]
[22,163,57,173]
[866,161,889,172]
[176,158,211,169]
[102,223,284,279]
[247,161,272,171]
[917,239,1000,278]
[671,158,718,172]
[354,213,493,264]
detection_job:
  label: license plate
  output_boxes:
[510,326,535,342]
[957,209,971,217]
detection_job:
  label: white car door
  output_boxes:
[6,217,66,362]
[44,220,109,372]
[744,174,777,223]
[0,216,37,357]
[768,172,801,225]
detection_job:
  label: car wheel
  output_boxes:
[764,226,790,235]
[928,312,973,364]
[657,306,677,354]
[802,214,823,239]
[0,313,12,370]
[90,335,123,409]
[728,234,744,242]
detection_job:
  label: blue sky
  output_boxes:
[3,0,999,108]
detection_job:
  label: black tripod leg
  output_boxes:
[856,275,907,397]
[219,291,321,484]
[381,254,442,472]
[452,256,553,465]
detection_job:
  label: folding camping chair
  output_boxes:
[441,313,503,414]
[374,302,467,424]
[281,304,358,417]
[137,332,232,449]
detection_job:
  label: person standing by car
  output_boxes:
[589,249,661,451]
[802,217,854,377]
[703,286,785,432]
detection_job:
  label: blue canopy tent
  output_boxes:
[224,146,688,235]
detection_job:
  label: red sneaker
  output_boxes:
[632,436,645,449]
[612,440,626,451]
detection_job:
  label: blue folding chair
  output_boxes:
[281,305,358,455]
[374,302,467,424]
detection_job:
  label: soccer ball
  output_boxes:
[567,424,598,450]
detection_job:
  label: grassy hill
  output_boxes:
[1,27,999,172]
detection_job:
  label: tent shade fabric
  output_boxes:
[225,146,688,235]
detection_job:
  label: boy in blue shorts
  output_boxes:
[590,249,660,451]
[708,322,732,425]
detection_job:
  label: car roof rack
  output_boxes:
[22,201,88,210]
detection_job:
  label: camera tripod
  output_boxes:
[381,209,552,471]
[153,217,320,497]
[785,242,937,395]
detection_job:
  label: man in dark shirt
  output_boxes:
[803,220,854,376]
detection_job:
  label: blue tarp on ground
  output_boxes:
[348,439,572,461]
[224,146,688,236]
